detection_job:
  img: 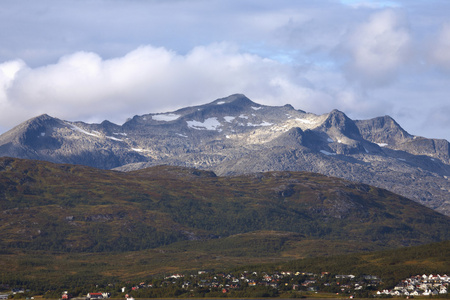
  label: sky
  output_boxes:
[1,0,450,141]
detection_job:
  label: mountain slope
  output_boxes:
[0,94,449,215]
[0,157,449,255]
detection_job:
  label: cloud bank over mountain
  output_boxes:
[0,0,450,140]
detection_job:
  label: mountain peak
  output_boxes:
[211,94,255,107]
[355,115,411,145]
[327,109,350,120]
[24,113,62,129]
[319,109,361,139]
[16,114,58,129]
[177,94,261,121]
[0,114,60,143]
[32,113,53,120]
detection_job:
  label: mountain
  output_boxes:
[0,156,449,255]
[0,94,449,215]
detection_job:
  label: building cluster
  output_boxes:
[130,270,382,295]
[2,271,448,298]
[126,271,450,297]
[377,274,449,296]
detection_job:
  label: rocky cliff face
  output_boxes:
[1,94,449,215]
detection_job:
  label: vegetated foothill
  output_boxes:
[0,156,449,253]
[0,156,449,291]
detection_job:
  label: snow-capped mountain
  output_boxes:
[1,94,449,215]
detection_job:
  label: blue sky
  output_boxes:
[1,0,450,141]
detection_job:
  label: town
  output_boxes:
[1,271,448,299]
[96,271,450,298]
[378,274,449,297]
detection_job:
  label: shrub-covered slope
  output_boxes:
[0,157,449,254]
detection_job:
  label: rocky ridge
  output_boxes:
[0,94,449,215]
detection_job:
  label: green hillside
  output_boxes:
[1,240,448,295]
[276,240,450,288]
[0,156,449,291]
[1,156,449,252]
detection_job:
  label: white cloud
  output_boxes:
[340,0,400,9]
[0,59,28,121]
[0,44,341,129]
[341,9,412,87]
[429,23,450,71]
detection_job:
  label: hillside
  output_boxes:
[278,240,450,288]
[0,156,448,254]
[0,157,449,291]
[0,94,449,216]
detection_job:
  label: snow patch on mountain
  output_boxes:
[187,118,222,131]
[247,121,273,127]
[224,116,235,123]
[296,118,318,125]
[67,123,100,137]
[152,113,181,122]
[106,136,123,142]
[320,150,337,156]
[113,132,127,136]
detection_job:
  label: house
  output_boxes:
[87,293,103,299]
[336,275,355,279]
[11,289,24,295]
